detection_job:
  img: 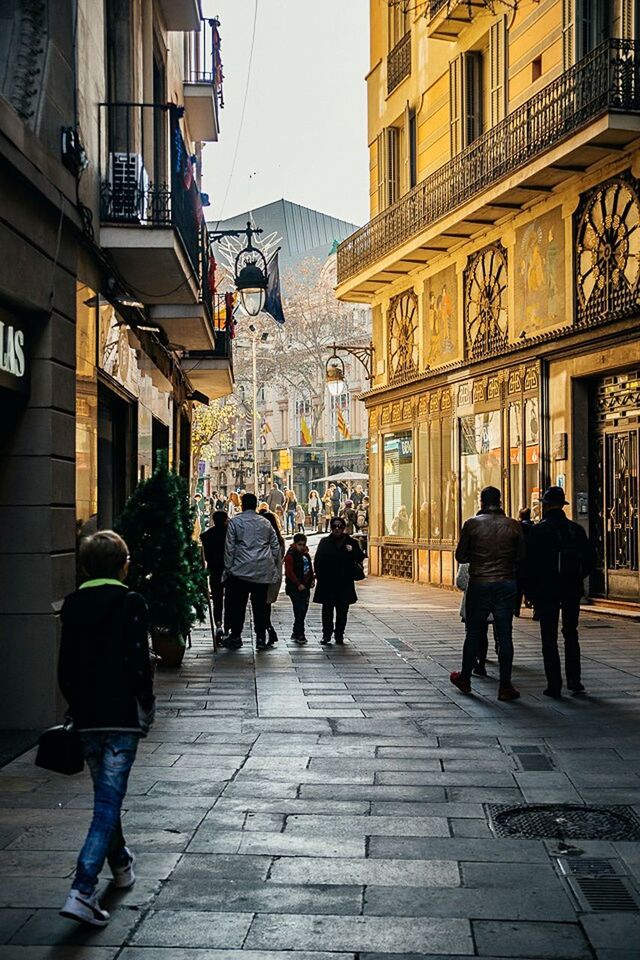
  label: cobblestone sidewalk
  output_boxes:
[0,578,639,959]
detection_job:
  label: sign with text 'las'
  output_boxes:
[0,307,28,395]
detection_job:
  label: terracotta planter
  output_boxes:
[152,631,185,668]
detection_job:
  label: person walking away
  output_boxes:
[525,486,595,698]
[295,501,306,533]
[223,493,281,651]
[451,486,525,701]
[340,499,357,535]
[285,533,315,644]
[456,562,495,676]
[227,490,241,518]
[307,489,320,531]
[201,510,229,643]
[266,481,285,514]
[313,516,365,645]
[58,531,155,927]
[260,507,285,646]
[330,483,342,518]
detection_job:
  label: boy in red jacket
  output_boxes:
[284,534,315,645]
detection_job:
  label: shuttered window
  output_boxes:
[377,127,401,209]
[489,17,507,126]
[562,0,575,68]
[376,131,386,212]
[449,56,462,156]
[463,51,483,147]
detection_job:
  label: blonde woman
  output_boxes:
[227,491,241,518]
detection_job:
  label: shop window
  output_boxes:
[441,417,455,540]
[509,402,522,516]
[418,423,429,538]
[369,438,379,538]
[383,430,413,537]
[460,411,502,523]
[76,284,99,530]
[98,383,137,528]
[525,397,541,520]
[430,420,442,539]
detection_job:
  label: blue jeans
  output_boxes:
[286,509,296,534]
[462,580,517,685]
[73,732,139,894]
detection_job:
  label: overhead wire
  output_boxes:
[213,0,259,228]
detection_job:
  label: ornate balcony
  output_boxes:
[427,0,482,40]
[184,17,224,141]
[387,32,411,95]
[337,40,640,298]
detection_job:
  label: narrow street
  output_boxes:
[0,577,639,958]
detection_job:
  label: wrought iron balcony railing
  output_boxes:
[185,17,224,107]
[98,101,207,278]
[387,31,411,94]
[338,39,640,286]
[429,0,450,16]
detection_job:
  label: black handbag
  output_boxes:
[35,721,84,776]
[353,560,366,582]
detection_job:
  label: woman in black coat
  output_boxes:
[313,515,365,645]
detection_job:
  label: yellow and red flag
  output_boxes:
[300,417,312,446]
[337,408,350,440]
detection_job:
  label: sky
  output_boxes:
[200,0,370,228]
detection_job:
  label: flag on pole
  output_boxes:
[263,250,286,325]
[337,408,351,440]
[300,417,312,446]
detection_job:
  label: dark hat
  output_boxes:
[542,485,568,506]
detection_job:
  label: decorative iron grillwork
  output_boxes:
[486,803,640,841]
[338,40,640,285]
[387,31,411,94]
[381,546,414,579]
[464,244,508,359]
[576,173,640,325]
[388,290,419,382]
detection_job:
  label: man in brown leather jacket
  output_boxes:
[451,486,525,701]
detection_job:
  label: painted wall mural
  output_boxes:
[424,264,458,367]
[515,206,565,335]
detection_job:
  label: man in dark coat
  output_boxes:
[313,516,365,645]
[451,485,525,702]
[525,486,595,698]
[201,510,229,642]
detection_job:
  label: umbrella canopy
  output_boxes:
[313,470,369,483]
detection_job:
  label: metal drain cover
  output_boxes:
[557,857,640,912]
[486,803,640,841]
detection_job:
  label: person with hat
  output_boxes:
[525,486,595,698]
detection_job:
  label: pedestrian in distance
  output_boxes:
[307,489,321,531]
[259,505,286,646]
[58,530,155,928]
[284,488,298,536]
[285,533,315,644]
[340,499,357,535]
[295,501,306,534]
[227,490,241,518]
[322,487,334,532]
[200,510,229,644]
[266,481,285,513]
[451,485,525,702]
[525,486,595,698]
[313,516,365,645]
[223,493,281,651]
[330,482,342,517]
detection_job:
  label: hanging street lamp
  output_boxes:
[209,221,268,318]
[325,341,375,394]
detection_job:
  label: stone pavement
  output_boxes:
[1,576,640,959]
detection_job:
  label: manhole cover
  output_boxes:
[486,804,640,841]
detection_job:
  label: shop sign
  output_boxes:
[0,311,28,395]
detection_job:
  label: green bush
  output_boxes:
[116,457,207,642]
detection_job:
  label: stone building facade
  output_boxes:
[337,1,640,608]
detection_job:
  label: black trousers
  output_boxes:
[537,594,582,692]
[209,575,227,630]
[322,601,349,640]
[226,575,269,642]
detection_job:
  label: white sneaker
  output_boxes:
[111,848,136,888]
[60,888,110,927]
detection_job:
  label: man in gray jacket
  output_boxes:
[266,482,285,513]
[224,493,281,651]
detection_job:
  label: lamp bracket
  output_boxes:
[328,342,375,384]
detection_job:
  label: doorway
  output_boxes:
[98,382,137,528]
[590,372,640,602]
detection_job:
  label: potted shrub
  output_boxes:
[116,457,208,667]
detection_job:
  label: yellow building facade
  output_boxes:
[337,0,640,606]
